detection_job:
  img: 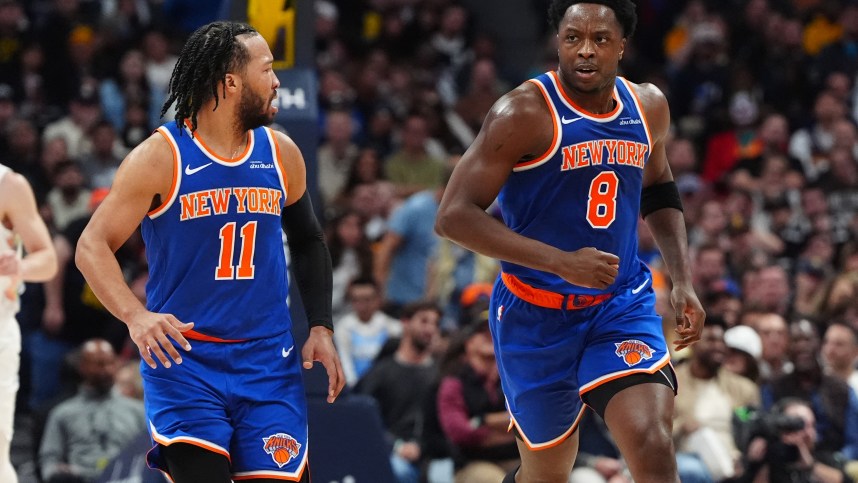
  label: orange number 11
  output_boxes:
[215,221,258,280]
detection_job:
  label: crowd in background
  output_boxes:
[3,0,858,482]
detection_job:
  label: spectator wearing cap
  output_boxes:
[723,324,762,382]
[673,316,760,482]
[821,323,858,396]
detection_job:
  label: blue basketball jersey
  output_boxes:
[142,122,291,341]
[498,72,652,295]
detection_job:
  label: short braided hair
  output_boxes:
[161,21,259,134]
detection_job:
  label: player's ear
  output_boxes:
[619,38,626,60]
[223,73,241,97]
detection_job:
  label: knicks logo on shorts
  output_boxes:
[262,432,301,468]
[614,339,654,367]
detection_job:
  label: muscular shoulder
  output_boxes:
[481,82,554,159]
[626,81,670,144]
[488,82,551,130]
[111,131,175,199]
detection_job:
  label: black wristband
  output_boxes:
[640,181,683,218]
[281,192,333,331]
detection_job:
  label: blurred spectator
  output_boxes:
[334,277,401,387]
[78,120,123,189]
[355,301,441,483]
[762,319,858,462]
[42,87,102,161]
[789,91,849,182]
[38,339,145,483]
[436,317,517,483]
[815,5,858,85]
[755,312,793,383]
[743,398,851,483]
[98,49,155,133]
[821,323,858,395]
[745,265,791,317]
[46,160,91,232]
[453,58,506,137]
[327,209,374,321]
[673,316,760,482]
[113,359,142,401]
[384,114,446,198]
[728,113,805,194]
[317,108,359,208]
[704,288,742,329]
[723,324,762,383]
[374,173,447,317]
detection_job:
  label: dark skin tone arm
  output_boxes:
[435,82,620,290]
[635,82,705,351]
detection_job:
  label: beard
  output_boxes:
[237,87,274,131]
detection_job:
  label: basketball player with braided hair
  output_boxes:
[77,21,344,482]
[436,1,705,482]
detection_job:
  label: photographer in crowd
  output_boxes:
[740,398,850,483]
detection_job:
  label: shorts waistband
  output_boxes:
[501,272,611,310]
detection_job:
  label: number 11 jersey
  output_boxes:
[141,122,291,341]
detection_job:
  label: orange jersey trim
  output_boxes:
[184,120,252,163]
[515,80,560,170]
[501,272,610,310]
[232,452,308,481]
[183,329,248,343]
[265,127,289,198]
[619,77,653,150]
[509,405,585,451]
[149,128,180,217]
[549,71,621,119]
[579,354,671,396]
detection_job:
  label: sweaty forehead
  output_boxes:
[560,3,621,32]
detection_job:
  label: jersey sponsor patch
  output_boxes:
[262,432,301,468]
[614,339,654,367]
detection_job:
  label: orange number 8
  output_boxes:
[586,171,619,229]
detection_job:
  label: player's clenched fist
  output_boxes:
[555,247,620,289]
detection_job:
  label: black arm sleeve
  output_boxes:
[640,181,683,219]
[281,191,333,331]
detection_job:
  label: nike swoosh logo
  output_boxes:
[561,116,583,124]
[631,278,650,294]
[184,162,213,175]
[282,345,294,358]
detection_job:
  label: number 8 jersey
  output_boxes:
[498,72,652,296]
[141,122,291,341]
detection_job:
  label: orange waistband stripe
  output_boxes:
[183,329,247,343]
[501,272,610,310]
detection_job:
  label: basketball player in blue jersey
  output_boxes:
[76,22,343,483]
[436,1,706,482]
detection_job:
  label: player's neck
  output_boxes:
[193,104,249,158]
[557,73,616,115]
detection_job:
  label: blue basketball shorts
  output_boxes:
[489,270,672,450]
[141,330,308,480]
